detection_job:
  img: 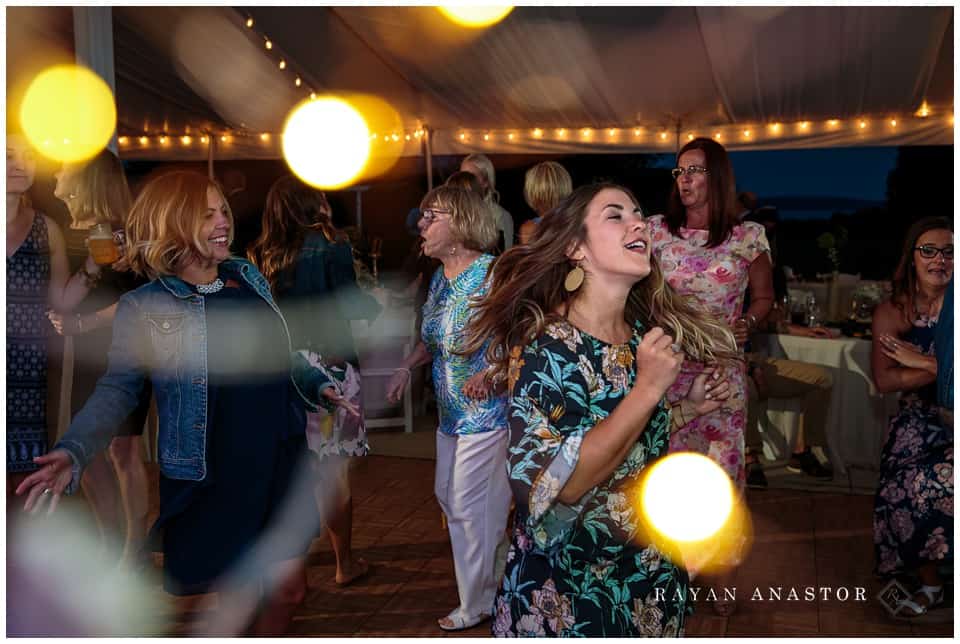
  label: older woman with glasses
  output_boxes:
[871,216,953,620]
[385,186,510,632]
[646,137,773,616]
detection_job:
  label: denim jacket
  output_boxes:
[56,258,332,491]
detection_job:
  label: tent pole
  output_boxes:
[674,120,682,156]
[424,125,434,191]
[73,7,118,154]
[207,132,215,179]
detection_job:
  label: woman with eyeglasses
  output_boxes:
[385,186,510,632]
[646,137,773,616]
[871,216,953,620]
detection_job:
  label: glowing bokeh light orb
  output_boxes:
[641,452,734,542]
[437,5,514,28]
[20,65,117,163]
[281,97,370,190]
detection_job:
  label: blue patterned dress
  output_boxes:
[493,319,691,637]
[421,254,507,435]
[7,213,51,473]
[873,314,954,578]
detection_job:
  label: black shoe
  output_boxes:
[787,451,832,480]
[746,462,768,489]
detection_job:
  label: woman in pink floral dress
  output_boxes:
[647,138,773,612]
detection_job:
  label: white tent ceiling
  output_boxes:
[6,5,954,162]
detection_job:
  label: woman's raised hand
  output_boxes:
[14,450,74,515]
[635,327,683,399]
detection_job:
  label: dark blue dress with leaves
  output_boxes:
[492,319,691,637]
[873,314,953,578]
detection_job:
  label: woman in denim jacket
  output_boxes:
[16,171,356,635]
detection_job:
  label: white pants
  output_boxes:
[435,429,512,620]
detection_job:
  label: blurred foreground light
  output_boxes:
[8,504,162,636]
[633,452,751,576]
[282,96,370,189]
[642,453,733,542]
[20,64,116,163]
[437,5,513,28]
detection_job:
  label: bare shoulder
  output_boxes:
[872,299,910,335]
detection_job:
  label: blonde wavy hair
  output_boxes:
[462,182,739,380]
[461,153,501,204]
[125,171,234,278]
[420,185,498,254]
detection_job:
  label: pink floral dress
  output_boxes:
[647,215,770,491]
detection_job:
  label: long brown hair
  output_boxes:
[248,175,345,292]
[664,137,738,248]
[462,182,738,381]
[891,216,953,323]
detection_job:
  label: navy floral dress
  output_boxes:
[493,319,691,637]
[873,314,954,578]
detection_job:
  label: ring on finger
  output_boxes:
[670,343,682,354]
[42,488,52,496]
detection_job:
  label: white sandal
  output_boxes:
[894,584,944,619]
[437,609,490,632]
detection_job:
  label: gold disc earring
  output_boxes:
[564,264,585,292]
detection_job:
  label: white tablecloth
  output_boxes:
[755,334,899,476]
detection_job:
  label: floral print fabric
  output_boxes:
[873,316,954,577]
[493,319,691,637]
[421,254,507,435]
[647,216,770,491]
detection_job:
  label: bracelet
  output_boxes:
[745,313,758,330]
[670,402,687,428]
[77,266,101,288]
[395,367,412,379]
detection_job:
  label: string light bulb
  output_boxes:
[659,131,667,140]
[916,101,931,118]
[557,128,567,138]
[392,133,400,142]
[138,136,148,145]
[245,17,254,28]
[459,132,466,141]
[769,122,782,134]
[827,119,840,128]
[159,136,168,145]
[180,135,191,145]
[799,121,810,131]
[581,128,592,138]
[200,135,209,144]
[889,118,898,127]
[118,136,128,145]
[858,119,867,129]
[742,129,751,138]
[687,133,694,141]
[608,128,617,137]
[265,39,273,50]
[533,128,543,138]
[508,132,515,141]
[405,134,411,141]
[310,92,317,100]
[295,77,301,87]
[713,132,722,140]
[260,133,270,142]
[220,135,230,143]
[279,60,286,70]
[634,128,642,136]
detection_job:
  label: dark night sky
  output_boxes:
[651,146,899,219]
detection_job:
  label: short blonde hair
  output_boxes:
[126,171,233,278]
[524,161,572,215]
[420,185,498,253]
[62,149,132,226]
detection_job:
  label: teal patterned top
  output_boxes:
[492,318,692,637]
[421,254,507,435]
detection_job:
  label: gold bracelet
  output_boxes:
[670,402,687,428]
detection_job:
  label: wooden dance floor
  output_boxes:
[136,455,950,637]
